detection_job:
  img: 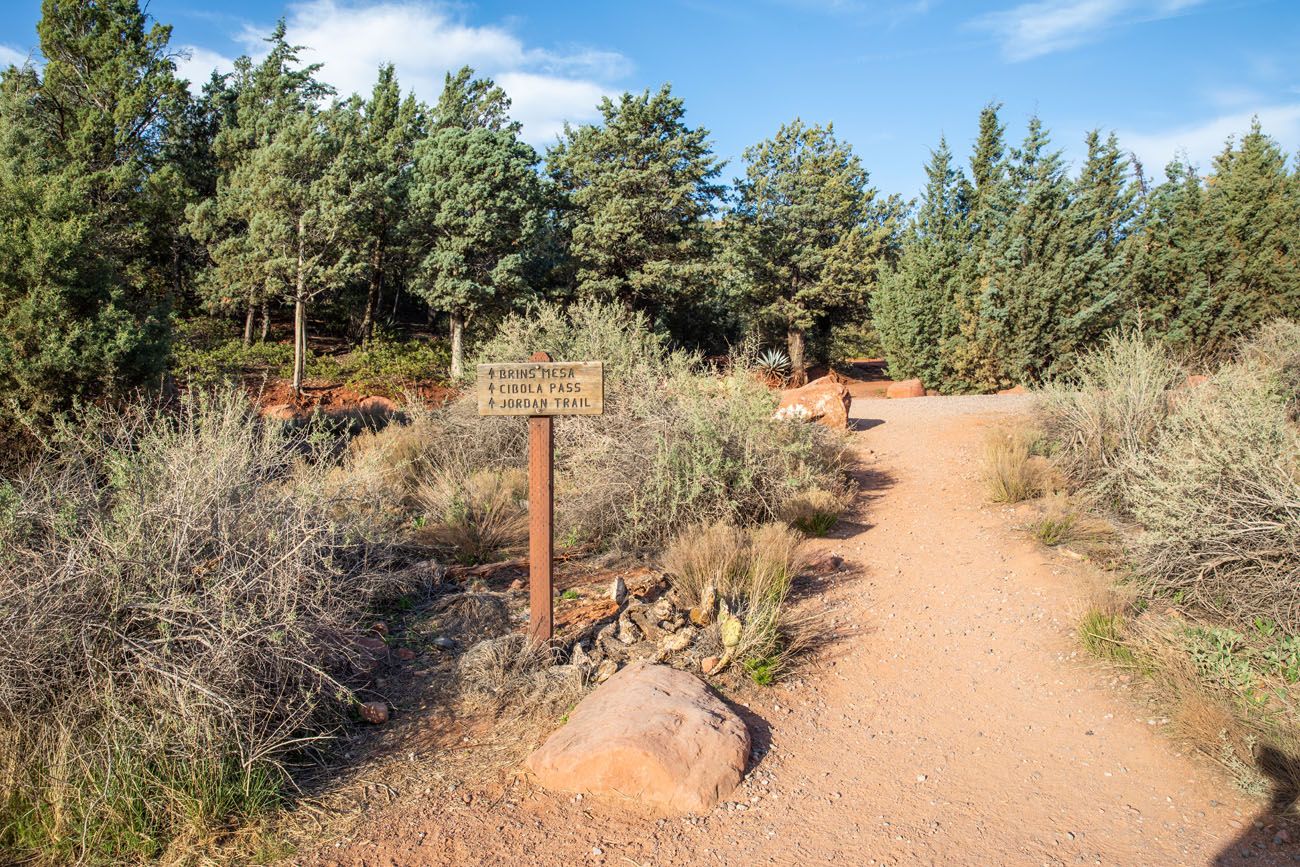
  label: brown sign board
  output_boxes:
[476,361,604,416]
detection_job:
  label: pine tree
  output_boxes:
[546,84,723,320]
[947,103,1011,390]
[872,137,970,389]
[729,119,899,384]
[0,0,186,435]
[1127,159,1209,346]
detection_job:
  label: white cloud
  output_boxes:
[0,44,32,68]
[175,45,236,87]
[232,0,623,145]
[973,0,1207,62]
[1119,103,1300,173]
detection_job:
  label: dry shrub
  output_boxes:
[982,428,1043,503]
[1126,361,1300,631]
[416,467,528,564]
[1036,332,1184,511]
[0,390,420,864]
[662,521,808,683]
[392,301,850,553]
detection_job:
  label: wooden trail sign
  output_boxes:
[476,361,603,416]
[476,354,605,644]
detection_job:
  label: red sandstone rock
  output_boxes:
[886,378,926,399]
[524,661,750,814]
[774,378,852,429]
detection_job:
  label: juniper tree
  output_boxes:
[410,125,543,379]
[729,120,899,385]
[185,22,333,346]
[872,137,970,389]
[547,85,723,321]
[0,0,186,437]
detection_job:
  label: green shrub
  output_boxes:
[171,337,293,387]
[339,337,450,393]
[0,390,419,863]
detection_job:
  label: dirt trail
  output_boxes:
[303,395,1278,867]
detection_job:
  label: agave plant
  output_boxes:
[755,347,791,382]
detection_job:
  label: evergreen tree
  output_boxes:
[947,103,1011,390]
[0,0,186,436]
[979,116,1073,386]
[1127,159,1208,345]
[347,66,426,343]
[546,84,723,320]
[433,66,517,133]
[1197,120,1300,352]
[410,125,543,378]
[729,119,899,384]
[872,137,970,389]
[185,22,333,346]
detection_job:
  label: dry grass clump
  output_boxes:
[1036,332,1184,510]
[661,520,808,684]
[416,468,529,564]
[1030,493,1116,557]
[982,428,1044,503]
[0,390,420,864]
[779,487,848,536]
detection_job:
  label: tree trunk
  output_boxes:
[361,242,381,345]
[450,310,465,380]
[243,299,255,346]
[260,300,270,342]
[292,224,307,394]
[787,324,808,387]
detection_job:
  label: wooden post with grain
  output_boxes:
[527,350,555,645]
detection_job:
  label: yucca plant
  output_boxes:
[755,348,791,385]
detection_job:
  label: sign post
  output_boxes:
[476,354,604,645]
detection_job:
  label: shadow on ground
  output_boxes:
[1214,746,1300,865]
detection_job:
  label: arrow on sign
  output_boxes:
[488,382,495,393]
[488,397,496,408]
[488,368,495,379]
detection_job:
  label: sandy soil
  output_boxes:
[297,394,1289,867]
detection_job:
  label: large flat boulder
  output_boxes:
[773,376,852,429]
[524,661,750,814]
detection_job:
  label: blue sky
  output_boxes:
[2,0,1298,195]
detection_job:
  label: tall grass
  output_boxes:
[0,391,418,863]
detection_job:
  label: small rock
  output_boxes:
[571,643,593,669]
[701,656,720,675]
[356,635,388,656]
[359,701,389,724]
[594,659,619,683]
[916,774,927,782]
[660,630,692,654]
[508,579,525,592]
[616,613,641,645]
[1278,828,1292,844]
[371,621,389,637]
[610,576,627,604]
[433,636,458,651]
[591,847,603,856]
